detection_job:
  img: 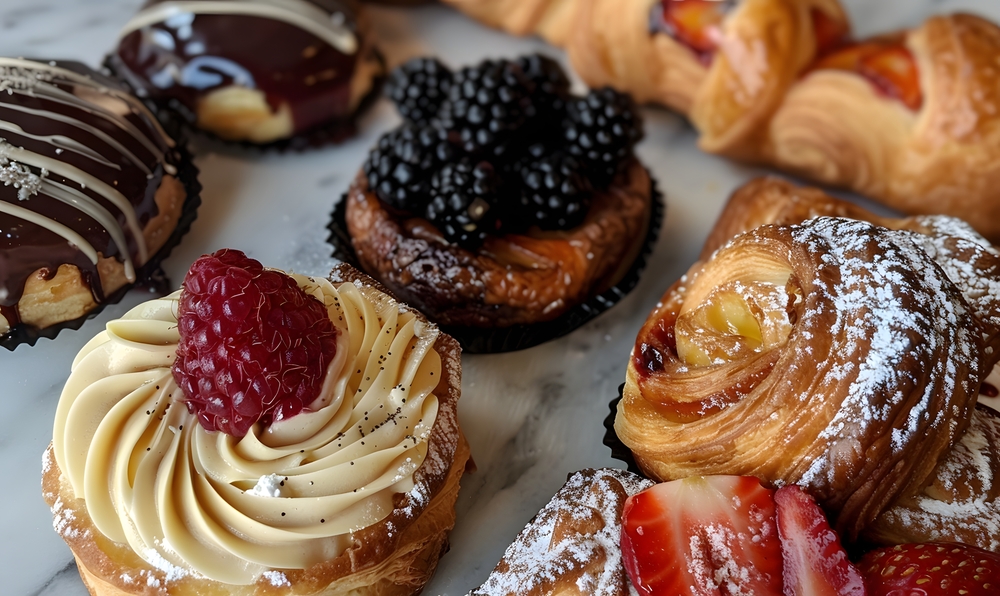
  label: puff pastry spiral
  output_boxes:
[442,0,1000,240]
[616,214,1000,544]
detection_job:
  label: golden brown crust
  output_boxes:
[42,263,471,596]
[618,218,997,540]
[344,159,652,328]
[7,174,186,333]
[469,469,653,596]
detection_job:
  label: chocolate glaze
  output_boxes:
[112,0,362,135]
[0,59,179,327]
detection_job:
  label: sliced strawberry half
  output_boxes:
[859,542,1000,596]
[621,475,783,596]
[775,485,866,596]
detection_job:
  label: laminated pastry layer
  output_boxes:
[617,216,1000,541]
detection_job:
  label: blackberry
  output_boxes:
[564,87,643,187]
[364,124,455,213]
[517,152,592,230]
[385,57,453,126]
[425,160,502,249]
[516,53,571,119]
[438,59,536,158]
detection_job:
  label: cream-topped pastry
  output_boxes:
[43,258,469,596]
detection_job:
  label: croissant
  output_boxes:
[615,213,1000,543]
[440,0,1000,240]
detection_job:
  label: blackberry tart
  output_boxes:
[107,0,384,146]
[0,58,199,348]
[332,55,661,352]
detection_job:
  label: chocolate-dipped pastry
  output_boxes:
[109,0,384,144]
[0,57,195,344]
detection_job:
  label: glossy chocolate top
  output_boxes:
[0,58,178,319]
[113,0,363,134]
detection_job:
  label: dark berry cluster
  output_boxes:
[368,54,643,249]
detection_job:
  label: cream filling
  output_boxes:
[52,275,441,585]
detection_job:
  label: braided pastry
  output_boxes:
[440,0,1000,240]
[615,205,1000,545]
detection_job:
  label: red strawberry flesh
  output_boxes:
[859,542,1000,596]
[774,485,865,596]
[172,249,339,437]
[621,475,784,596]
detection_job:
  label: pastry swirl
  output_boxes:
[46,269,468,591]
[616,216,1000,540]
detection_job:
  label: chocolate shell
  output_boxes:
[107,0,385,147]
[0,58,200,349]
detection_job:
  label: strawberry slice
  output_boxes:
[621,476,783,596]
[658,0,733,56]
[775,485,866,596]
[859,542,1000,596]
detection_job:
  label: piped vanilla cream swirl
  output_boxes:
[51,275,441,585]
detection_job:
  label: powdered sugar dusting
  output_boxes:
[469,469,653,596]
[874,408,1000,550]
[262,570,291,587]
[790,218,980,491]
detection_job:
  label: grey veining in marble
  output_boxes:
[2,1,999,594]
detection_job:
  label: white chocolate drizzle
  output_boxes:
[120,0,358,55]
[0,58,177,283]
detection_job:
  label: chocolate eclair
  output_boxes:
[108,0,384,146]
[0,58,199,347]
[330,56,662,352]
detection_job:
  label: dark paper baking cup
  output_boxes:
[326,173,665,353]
[603,383,644,475]
[1,145,202,351]
[103,52,386,154]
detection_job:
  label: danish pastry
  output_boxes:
[0,58,197,346]
[335,56,659,351]
[109,0,384,145]
[43,257,470,595]
[616,214,1000,543]
[441,1,1000,240]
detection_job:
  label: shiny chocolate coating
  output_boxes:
[0,59,179,328]
[112,0,364,136]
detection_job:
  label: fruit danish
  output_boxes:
[615,214,1000,545]
[108,0,384,145]
[43,254,470,595]
[441,0,1000,241]
[335,55,659,351]
[0,58,197,347]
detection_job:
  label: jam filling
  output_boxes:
[650,2,847,67]
[812,40,923,110]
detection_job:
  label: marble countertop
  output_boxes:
[3,1,998,594]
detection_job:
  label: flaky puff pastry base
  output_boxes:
[42,263,472,596]
[617,212,1000,541]
[344,159,652,329]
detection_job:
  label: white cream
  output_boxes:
[51,276,442,585]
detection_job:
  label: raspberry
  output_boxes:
[172,249,338,437]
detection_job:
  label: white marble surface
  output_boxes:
[2,0,998,594]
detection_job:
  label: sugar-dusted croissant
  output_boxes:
[615,213,1000,543]
[440,0,1000,240]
